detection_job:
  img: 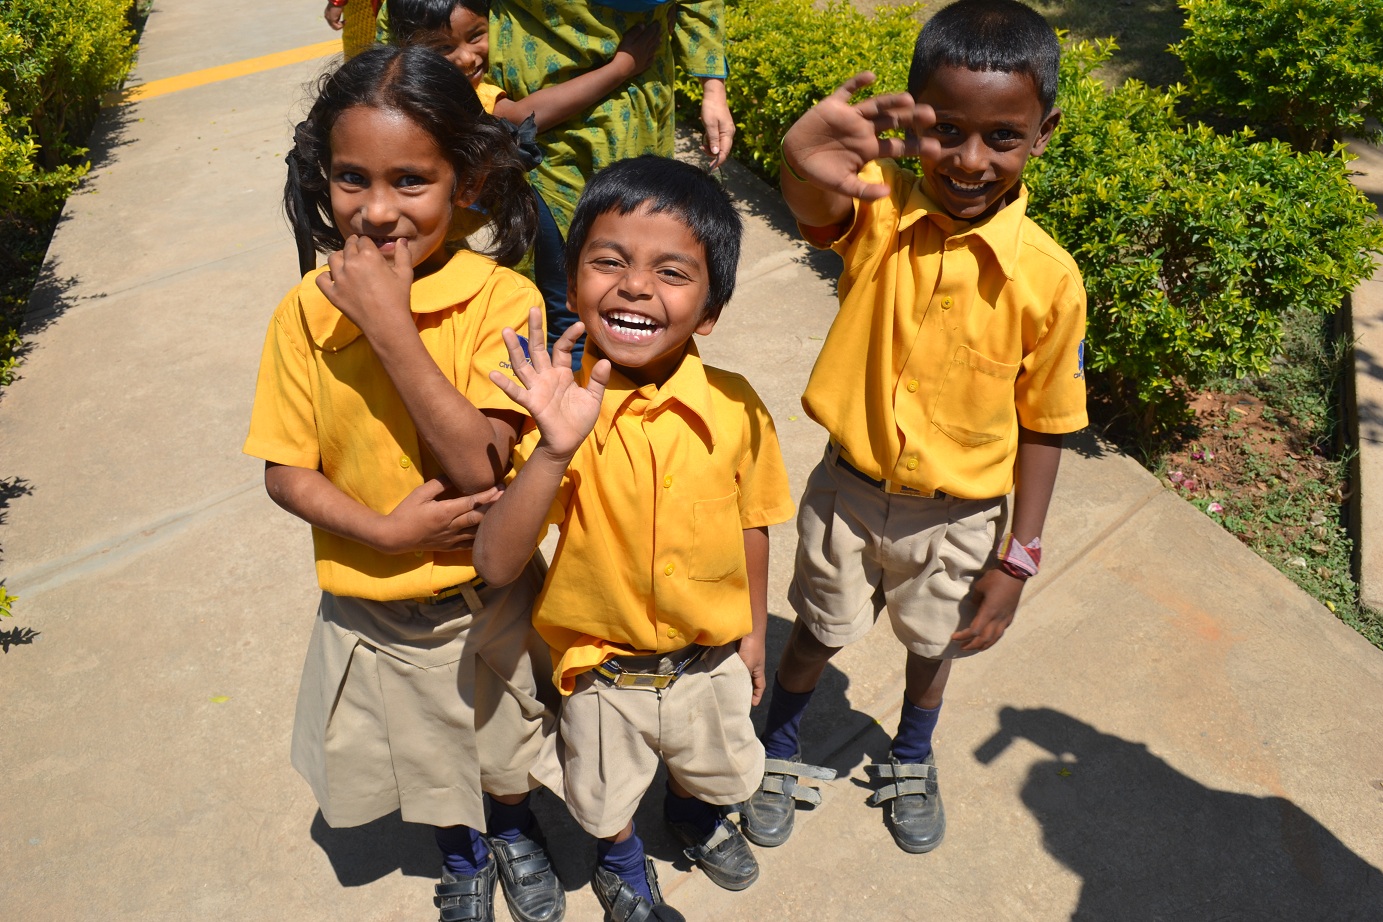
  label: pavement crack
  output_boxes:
[7,479,263,597]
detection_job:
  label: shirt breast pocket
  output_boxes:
[689,492,744,582]
[930,345,1020,447]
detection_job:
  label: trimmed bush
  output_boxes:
[1172,0,1383,150]
[677,0,923,182]
[1026,39,1383,436]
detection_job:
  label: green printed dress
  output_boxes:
[489,0,728,234]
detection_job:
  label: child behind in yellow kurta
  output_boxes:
[243,45,569,922]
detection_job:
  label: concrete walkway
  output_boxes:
[3,2,1382,919]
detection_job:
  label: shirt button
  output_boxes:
[941,296,954,309]
[667,627,678,639]
[664,563,675,576]
[414,551,424,558]
[663,475,673,489]
[907,379,919,393]
[906,458,919,471]
[399,456,411,469]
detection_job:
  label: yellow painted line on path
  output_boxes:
[104,40,341,106]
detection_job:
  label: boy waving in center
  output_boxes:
[475,155,795,922]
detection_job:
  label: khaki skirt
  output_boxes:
[291,561,554,830]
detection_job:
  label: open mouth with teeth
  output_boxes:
[943,176,991,195]
[601,310,663,343]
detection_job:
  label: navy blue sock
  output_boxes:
[663,784,720,839]
[891,698,942,763]
[486,793,533,843]
[760,676,815,760]
[435,824,490,877]
[597,827,653,904]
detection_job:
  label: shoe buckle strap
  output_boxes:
[865,761,937,781]
[763,757,837,781]
[760,772,824,805]
[866,777,939,806]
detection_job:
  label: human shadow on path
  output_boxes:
[975,707,1383,920]
[309,810,438,884]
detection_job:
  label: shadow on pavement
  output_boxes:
[309,810,439,884]
[975,706,1383,920]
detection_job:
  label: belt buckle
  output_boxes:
[613,671,676,690]
[888,482,934,498]
[418,578,486,608]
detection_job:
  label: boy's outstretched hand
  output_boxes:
[781,72,934,203]
[953,568,1025,652]
[317,235,414,336]
[488,307,611,459]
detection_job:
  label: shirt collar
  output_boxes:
[895,174,1030,282]
[587,341,718,452]
[300,250,498,351]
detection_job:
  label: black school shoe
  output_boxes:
[486,821,566,922]
[435,853,498,922]
[591,856,685,922]
[865,753,946,854]
[665,815,760,891]
[740,754,837,847]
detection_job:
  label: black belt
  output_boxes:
[834,451,950,499]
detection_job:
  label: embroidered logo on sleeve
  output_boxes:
[1074,339,1086,379]
[498,334,532,371]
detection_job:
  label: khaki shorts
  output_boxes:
[788,446,1009,660]
[531,643,764,839]
[291,561,554,830]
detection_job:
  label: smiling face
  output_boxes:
[912,64,1060,222]
[426,6,489,88]
[572,205,716,387]
[328,105,462,276]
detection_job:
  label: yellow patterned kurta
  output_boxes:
[489,1,728,234]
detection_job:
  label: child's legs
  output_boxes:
[659,644,765,807]
[781,448,890,691]
[544,671,664,840]
[904,653,952,709]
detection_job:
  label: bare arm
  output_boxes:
[473,310,611,585]
[492,20,664,132]
[316,236,521,494]
[323,1,344,30]
[779,72,932,232]
[738,526,770,705]
[264,461,498,554]
[952,428,1064,652]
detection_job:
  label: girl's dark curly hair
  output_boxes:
[284,44,537,270]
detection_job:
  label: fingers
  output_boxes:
[830,71,878,101]
[585,358,612,401]
[552,321,586,371]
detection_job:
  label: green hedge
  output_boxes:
[1173,0,1383,151]
[1,0,135,385]
[1027,39,1383,436]
[684,0,1383,441]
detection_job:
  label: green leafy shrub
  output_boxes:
[1026,39,1383,438]
[677,0,923,182]
[1171,0,1383,150]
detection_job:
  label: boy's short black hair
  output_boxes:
[387,0,487,46]
[565,156,743,321]
[908,0,1060,114]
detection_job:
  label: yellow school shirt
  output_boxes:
[244,250,540,601]
[475,81,505,116]
[513,345,795,694]
[802,159,1088,499]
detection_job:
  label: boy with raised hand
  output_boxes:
[743,0,1088,856]
[470,155,795,922]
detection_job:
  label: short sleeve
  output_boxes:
[465,271,544,414]
[731,382,795,530]
[243,297,320,469]
[1015,264,1089,434]
[673,1,728,79]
